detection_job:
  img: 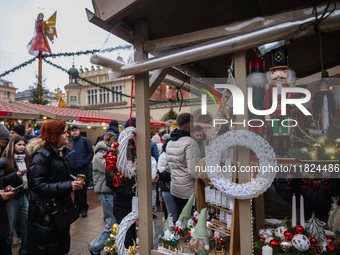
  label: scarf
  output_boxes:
[14,154,28,189]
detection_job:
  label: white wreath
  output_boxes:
[205,130,277,200]
[117,127,137,178]
[115,211,139,255]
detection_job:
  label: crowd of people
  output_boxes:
[0,113,205,255]
[1,112,338,255]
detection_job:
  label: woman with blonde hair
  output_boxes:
[26,120,83,255]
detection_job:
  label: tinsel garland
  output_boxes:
[43,58,130,97]
[0,57,37,78]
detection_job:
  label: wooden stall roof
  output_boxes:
[89,0,340,79]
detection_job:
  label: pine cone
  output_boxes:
[310,244,323,255]
[333,240,340,249]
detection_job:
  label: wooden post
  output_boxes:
[38,51,42,102]
[234,51,252,255]
[134,20,153,255]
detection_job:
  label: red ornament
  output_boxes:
[326,236,333,243]
[284,230,293,241]
[218,239,222,244]
[129,137,134,141]
[259,238,265,242]
[113,142,120,148]
[327,244,334,251]
[110,148,115,152]
[192,217,198,223]
[131,145,136,150]
[310,237,317,244]
[295,225,304,234]
[186,232,191,237]
[270,239,279,247]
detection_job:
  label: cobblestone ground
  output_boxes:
[12,190,164,255]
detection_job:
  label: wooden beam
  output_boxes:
[149,68,168,97]
[86,9,133,44]
[234,51,252,255]
[134,20,153,255]
[144,5,321,52]
[91,0,137,22]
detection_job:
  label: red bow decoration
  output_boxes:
[113,172,125,187]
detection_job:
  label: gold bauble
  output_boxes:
[312,143,321,151]
[301,147,309,153]
[317,136,328,146]
[309,150,318,160]
[324,145,338,160]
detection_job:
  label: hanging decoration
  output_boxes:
[116,127,137,178]
[206,130,277,200]
[0,57,37,78]
[103,137,125,187]
[115,211,139,255]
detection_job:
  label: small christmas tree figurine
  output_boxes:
[306,212,327,246]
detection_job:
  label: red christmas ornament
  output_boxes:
[310,237,317,244]
[131,145,136,150]
[218,239,223,244]
[295,225,304,234]
[284,230,293,241]
[110,148,115,152]
[259,238,265,242]
[327,244,334,251]
[270,239,279,247]
[326,236,333,243]
[113,142,120,148]
[129,137,134,141]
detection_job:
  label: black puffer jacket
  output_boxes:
[0,157,26,196]
[27,138,74,255]
[0,193,9,241]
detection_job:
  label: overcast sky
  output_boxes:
[0,0,129,92]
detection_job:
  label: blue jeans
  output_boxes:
[6,193,28,255]
[162,191,178,223]
[152,185,156,211]
[88,193,116,254]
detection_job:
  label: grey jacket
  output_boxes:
[93,141,113,194]
[166,136,201,199]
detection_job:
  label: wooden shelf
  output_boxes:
[207,202,233,213]
[207,219,231,236]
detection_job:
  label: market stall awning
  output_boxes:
[9,101,114,123]
[0,102,39,119]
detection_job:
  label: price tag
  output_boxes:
[132,196,138,213]
[169,216,174,227]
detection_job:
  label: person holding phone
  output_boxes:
[0,186,18,255]
[0,136,30,254]
[26,120,83,255]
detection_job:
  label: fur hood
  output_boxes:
[26,138,46,156]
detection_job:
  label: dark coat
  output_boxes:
[27,139,74,255]
[0,194,9,241]
[0,157,26,196]
[69,135,94,171]
[100,126,120,141]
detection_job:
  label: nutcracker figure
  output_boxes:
[265,47,296,156]
[247,57,266,136]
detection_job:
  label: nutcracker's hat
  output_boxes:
[269,47,288,71]
[249,57,265,73]
[193,208,208,240]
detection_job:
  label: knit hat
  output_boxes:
[162,134,170,141]
[124,117,136,129]
[151,133,161,143]
[179,193,195,225]
[0,124,10,140]
[10,124,25,137]
[109,120,118,127]
[163,213,173,232]
[193,208,208,240]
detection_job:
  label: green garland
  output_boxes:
[0,57,37,78]
[159,238,180,247]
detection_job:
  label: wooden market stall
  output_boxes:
[86,1,340,254]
